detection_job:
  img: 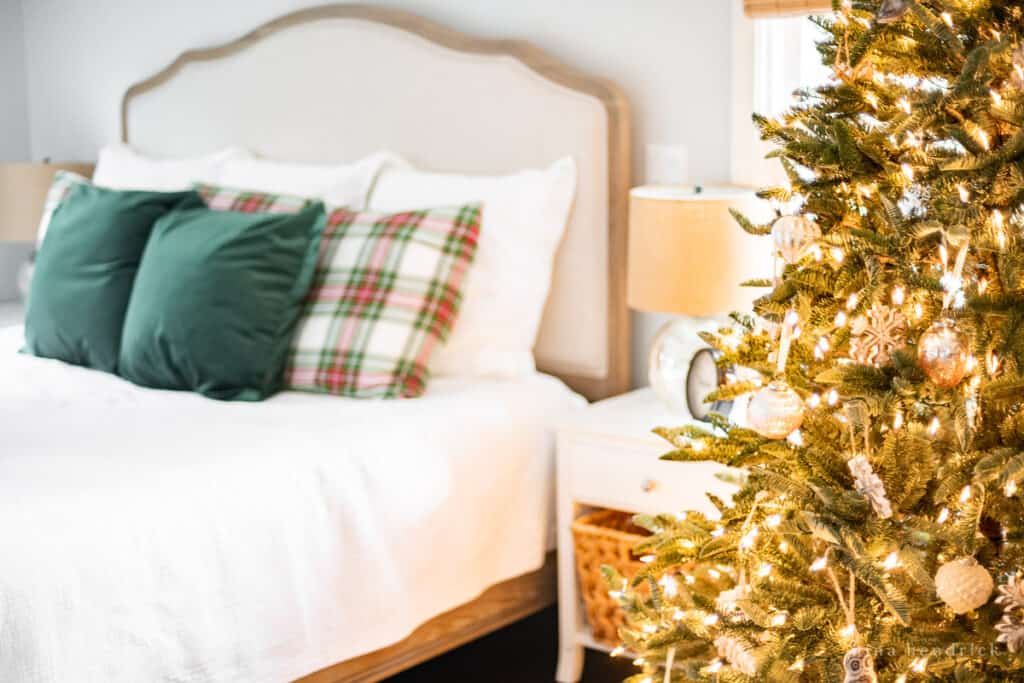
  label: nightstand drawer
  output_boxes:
[566,436,734,518]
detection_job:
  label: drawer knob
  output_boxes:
[641,478,657,493]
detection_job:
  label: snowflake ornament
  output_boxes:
[848,455,893,519]
[849,304,906,366]
[997,613,1024,653]
[998,575,1024,612]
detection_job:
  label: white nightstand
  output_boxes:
[0,301,24,327]
[555,388,736,683]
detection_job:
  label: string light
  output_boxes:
[941,11,953,27]
[704,613,719,626]
[807,393,821,409]
[883,551,900,570]
[846,293,858,310]
[827,389,840,406]
[928,416,940,436]
[901,163,915,181]
[757,563,773,578]
[766,514,782,529]
[911,656,928,673]
[770,612,788,627]
[913,302,923,320]
[708,568,721,579]
[937,507,950,524]
[789,659,805,672]
[960,485,972,503]
[739,527,760,550]
[660,574,679,597]
[830,247,845,263]
[839,623,857,640]
[611,646,625,657]
[779,541,789,553]
[705,659,723,674]
[958,184,970,202]
[988,350,1001,375]
[640,555,655,564]
[891,286,905,305]
[979,129,991,150]
[978,277,989,294]
[1005,479,1017,497]
[897,97,911,114]
[810,556,828,572]
[893,411,904,430]
[865,92,879,109]
[991,89,1003,105]
[711,526,725,538]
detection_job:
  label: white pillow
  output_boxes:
[368,157,577,378]
[214,151,400,208]
[92,144,250,191]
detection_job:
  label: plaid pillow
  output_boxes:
[36,171,91,245]
[285,205,481,398]
[193,182,311,214]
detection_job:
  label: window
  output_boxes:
[731,4,831,188]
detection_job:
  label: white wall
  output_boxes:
[17,0,737,386]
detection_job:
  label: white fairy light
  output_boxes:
[978,277,989,294]
[766,514,782,529]
[958,184,970,203]
[705,659,723,673]
[611,646,624,657]
[891,285,905,305]
[883,551,900,570]
[771,612,788,627]
[831,247,845,263]
[711,526,725,538]
[901,163,915,181]
[634,657,646,666]
[897,97,911,114]
[991,89,1003,105]
[778,541,789,553]
[704,613,720,626]
[835,310,848,327]
[684,574,696,585]
[1006,480,1018,497]
[642,623,657,634]
[937,507,950,524]
[893,411,904,430]
[660,574,679,597]
[840,623,857,641]
[807,393,821,408]
[827,389,840,406]
[673,609,685,621]
[640,555,656,564]
[787,430,804,447]
[928,416,940,436]
[988,351,1001,376]
[757,562,773,578]
[739,526,760,550]
[913,302,923,320]
[847,293,858,310]
[911,656,928,673]
[810,556,828,572]
[960,485,972,503]
[941,11,953,27]
[708,568,721,579]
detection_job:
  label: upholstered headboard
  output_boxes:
[122,5,631,400]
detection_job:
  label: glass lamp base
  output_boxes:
[648,317,720,413]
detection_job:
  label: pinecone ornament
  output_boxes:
[848,455,893,519]
[849,304,906,366]
[843,646,878,683]
[935,557,994,614]
[714,635,758,676]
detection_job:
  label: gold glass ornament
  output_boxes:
[917,318,970,388]
[747,380,804,440]
[843,646,878,683]
[771,215,821,264]
[935,557,994,614]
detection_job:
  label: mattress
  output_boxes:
[0,324,585,682]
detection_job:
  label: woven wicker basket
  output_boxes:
[571,508,651,647]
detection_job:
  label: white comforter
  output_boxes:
[0,325,584,682]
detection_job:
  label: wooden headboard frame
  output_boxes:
[120,4,632,400]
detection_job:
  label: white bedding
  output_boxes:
[0,325,584,682]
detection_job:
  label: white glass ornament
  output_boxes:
[771,215,821,264]
[935,557,994,614]
[747,380,804,439]
[917,318,970,388]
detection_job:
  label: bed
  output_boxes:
[2,5,631,682]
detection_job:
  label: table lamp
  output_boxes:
[627,185,772,415]
[0,162,94,300]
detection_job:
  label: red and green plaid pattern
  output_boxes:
[193,182,311,214]
[285,204,481,398]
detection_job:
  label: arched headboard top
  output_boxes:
[123,4,631,399]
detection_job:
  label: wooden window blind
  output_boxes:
[744,0,833,17]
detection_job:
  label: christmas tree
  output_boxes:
[607,1,1024,681]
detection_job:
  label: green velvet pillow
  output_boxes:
[24,183,202,371]
[118,202,326,401]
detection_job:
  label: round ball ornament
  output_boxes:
[771,215,821,264]
[935,557,994,614]
[917,319,970,388]
[747,380,804,440]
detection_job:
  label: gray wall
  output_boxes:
[0,0,32,301]
[13,0,737,385]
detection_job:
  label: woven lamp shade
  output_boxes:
[744,0,832,17]
[627,186,773,316]
[0,162,94,241]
